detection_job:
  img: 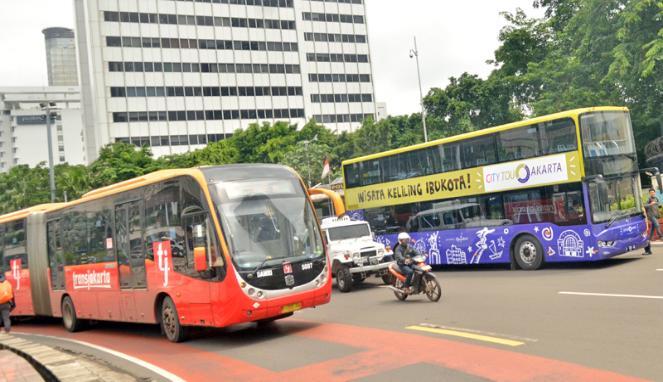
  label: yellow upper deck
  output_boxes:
[342,106,628,166]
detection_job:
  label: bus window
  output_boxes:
[498,125,540,161]
[539,118,577,155]
[461,135,498,169]
[145,181,182,260]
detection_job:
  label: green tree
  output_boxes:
[55,164,92,201]
[88,142,159,189]
[0,165,50,214]
[282,142,332,187]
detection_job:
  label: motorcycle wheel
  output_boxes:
[424,274,442,302]
[393,279,408,301]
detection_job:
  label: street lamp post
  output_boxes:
[410,36,428,142]
[40,102,57,202]
[301,135,318,188]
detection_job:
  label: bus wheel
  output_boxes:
[62,296,84,332]
[336,266,353,293]
[161,297,187,343]
[513,235,544,270]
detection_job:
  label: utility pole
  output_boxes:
[41,102,57,202]
[410,36,428,142]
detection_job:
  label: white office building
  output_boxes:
[75,0,376,160]
[0,87,86,172]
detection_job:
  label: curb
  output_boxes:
[0,334,138,382]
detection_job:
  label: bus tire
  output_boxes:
[160,297,188,343]
[61,296,84,332]
[336,266,353,293]
[513,235,544,270]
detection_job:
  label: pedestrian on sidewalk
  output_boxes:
[643,188,662,256]
[0,272,14,333]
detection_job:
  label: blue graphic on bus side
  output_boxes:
[361,214,648,265]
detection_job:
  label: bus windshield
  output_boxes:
[581,111,637,176]
[211,178,324,270]
[588,174,642,223]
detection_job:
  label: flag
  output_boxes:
[321,157,331,179]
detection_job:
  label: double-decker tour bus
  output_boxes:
[342,107,648,270]
[0,165,337,341]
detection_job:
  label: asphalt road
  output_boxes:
[12,246,663,381]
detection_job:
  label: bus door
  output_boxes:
[115,200,146,321]
[46,219,65,291]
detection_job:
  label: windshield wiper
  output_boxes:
[606,211,629,228]
[249,256,273,277]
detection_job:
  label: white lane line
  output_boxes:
[656,269,663,272]
[14,332,185,382]
[559,291,663,300]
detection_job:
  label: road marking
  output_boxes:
[406,325,525,347]
[14,332,185,382]
[656,269,663,272]
[559,291,663,300]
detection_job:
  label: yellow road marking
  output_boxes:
[406,325,525,347]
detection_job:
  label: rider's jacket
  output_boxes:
[394,244,421,266]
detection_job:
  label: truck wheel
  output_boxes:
[513,235,544,270]
[336,266,353,293]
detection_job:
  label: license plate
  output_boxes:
[281,302,302,313]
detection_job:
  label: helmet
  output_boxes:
[397,232,411,241]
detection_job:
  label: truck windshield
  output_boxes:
[210,178,324,270]
[328,224,371,241]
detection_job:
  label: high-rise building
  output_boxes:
[0,87,86,173]
[42,28,79,86]
[75,0,376,161]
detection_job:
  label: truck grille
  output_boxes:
[361,250,377,258]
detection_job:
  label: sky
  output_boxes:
[0,0,543,116]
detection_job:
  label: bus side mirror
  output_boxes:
[194,247,208,272]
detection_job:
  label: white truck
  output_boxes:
[320,216,395,292]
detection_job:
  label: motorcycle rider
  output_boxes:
[394,232,420,293]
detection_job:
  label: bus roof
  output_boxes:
[342,106,628,165]
[0,165,303,218]
[0,203,66,224]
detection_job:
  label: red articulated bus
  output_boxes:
[0,165,340,342]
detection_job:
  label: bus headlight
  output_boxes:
[352,252,360,260]
[598,241,615,248]
[377,248,385,256]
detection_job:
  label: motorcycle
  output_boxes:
[387,254,441,302]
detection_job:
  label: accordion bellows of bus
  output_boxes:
[342,106,648,270]
[0,165,335,342]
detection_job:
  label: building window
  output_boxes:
[108,61,300,75]
[105,35,298,52]
[306,53,369,63]
[112,108,306,123]
[302,12,365,24]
